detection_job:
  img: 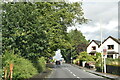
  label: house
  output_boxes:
[100,36,120,59]
[87,40,101,56]
[87,36,120,59]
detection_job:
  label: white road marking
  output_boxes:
[77,77,80,78]
[73,74,76,76]
[68,70,71,72]
[66,68,68,70]
[66,68,71,72]
[66,68,81,79]
[70,71,73,74]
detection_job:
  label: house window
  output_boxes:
[107,55,113,58]
[107,45,114,50]
[92,46,96,50]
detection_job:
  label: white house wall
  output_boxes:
[100,38,119,53]
[87,42,99,53]
[119,44,120,56]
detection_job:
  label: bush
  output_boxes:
[2,50,38,79]
[31,57,46,73]
[106,58,120,66]
[0,55,2,78]
[95,57,103,72]
[73,59,79,64]
[38,57,46,72]
[77,51,95,62]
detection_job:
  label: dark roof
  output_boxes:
[99,36,120,47]
[87,36,120,48]
[87,40,101,47]
[89,51,97,54]
[94,40,101,45]
[118,38,120,43]
[107,51,119,54]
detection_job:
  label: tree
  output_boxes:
[61,29,89,61]
[2,2,88,61]
[68,29,88,45]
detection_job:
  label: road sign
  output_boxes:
[103,49,107,55]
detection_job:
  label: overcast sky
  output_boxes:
[53,49,63,60]
[67,0,119,41]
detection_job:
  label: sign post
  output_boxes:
[101,48,104,73]
[103,49,107,73]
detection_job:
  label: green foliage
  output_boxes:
[106,58,120,66]
[61,29,89,62]
[95,52,101,61]
[61,48,73,63]
[73,58,79,64]
[0,56,2,78]
[68,29,89,54]
[2,50,38,79]
[77,51,95,62]
[68,29,88,46]
[2,2,88,60]
[95,53,103,72]
[37,57,46,72]
[95,58,102,67]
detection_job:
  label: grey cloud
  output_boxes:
[68,1,118,40]
[77,2,118,40]
[82,26,118,40]
[82,2,118,25]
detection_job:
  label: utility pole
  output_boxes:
[100,19,104,73]
[100,19,106,73]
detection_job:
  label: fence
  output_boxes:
[106,65,120,75]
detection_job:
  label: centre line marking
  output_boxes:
[77,77,80,78]
[73,74,76,76]
[68,70,71,72]
[70,71,73,74]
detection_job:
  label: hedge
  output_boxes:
[2,51,38,79]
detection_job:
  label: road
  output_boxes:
[47,64,109,80]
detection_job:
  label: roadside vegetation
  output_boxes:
[106,58,120,66]
[2,1,88,79]
[2,50,38,79]
[73,51,120,75]
[61,29,89,63]
[73,52,101,67]
[106,58,120,75]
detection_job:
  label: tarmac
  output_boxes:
[71,64,120,80]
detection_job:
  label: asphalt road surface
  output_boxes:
[47,64,109,80]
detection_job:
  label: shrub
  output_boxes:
[38,57,46,72]
[73,58,79,64]
[106,58,120,66]
[77,51,95,62]
[0,55,2,78]
[2,50,38,79]
[95,58,103,72]
[31,57,46,73]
